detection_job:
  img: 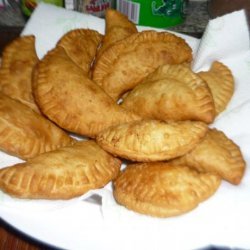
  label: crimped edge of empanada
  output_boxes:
[96,120,208,162]
[198,61,234,115]
[0,92,74,160]
[0,35,36,66]
[0,140,121,199]
[144,64,216,123]
[208,129,245,184]
[0,35,40,112]
[57,29,102,45]
[0,35,36,84]
[93,30,193,85]
[32,47,73,130]
[171,128,246,185]
[57,29,102,58]
[113,163,221,217]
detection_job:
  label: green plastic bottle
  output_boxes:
[21,0,64,17]
[116,0,186,28]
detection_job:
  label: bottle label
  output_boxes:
[116,0,185,28]
[82,0,115,17]
[116,0,140,24]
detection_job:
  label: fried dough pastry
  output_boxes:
[122,64,216,123]
[198,61,234,115]
[33,46,140,138]
[0,92,74,160]
[0,140,121,199]
[0,35,40,113]
[114,162,221,217]
[96,120,208,162]
[92,30,192,100]
[170,128,246,185]
[56,29,102,75]
[97,9,137,58]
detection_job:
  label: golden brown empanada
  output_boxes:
[33,46,140,138]
[122,64,216,124]
[96,120,208,162]
[0,92,74,160]
[0,140,121,199]
[0,35,40,113]
[114,162,221,217]
[170,128,246,185]
[56,29,102,75]
[97,9,137,58]
[92,30,193,101]
[198,61,234,115]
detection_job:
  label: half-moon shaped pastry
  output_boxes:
[170,128,246,185]
[33,46,140,138]
[0,92,74,160]
[92,30,193,100]
[0,140,121,199]
[0,35,40,113]
[122,64,216,124]
[97,9,137,58]
[56,29,102,75]
[198,61,234,115]
[114,162,221,217]
[96,120,208,162]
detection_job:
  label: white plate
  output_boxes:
[1,4,250,250]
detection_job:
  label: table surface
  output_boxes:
[0,219,53,249]
[1,0,247,248]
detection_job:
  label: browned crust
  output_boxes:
[114,162,221,217]
[0,35,40,113]
[0,140,121,199]
[93,30,193,100]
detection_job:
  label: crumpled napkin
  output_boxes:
[193,10,249,71]
[21,3,105,59]
[1,3,250,249]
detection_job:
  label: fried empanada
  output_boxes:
[56,29,102,75]
[0,140,121,199]
[97,9,137,58]
[198,61,234,115]
[96,120,208,162]
[122,64,216,124]
[114,162,221,217]
[33,46,140,138]
[0,92,74,160]
[92,30,192,101]
[170,128,246,185]
[0,35,40,113]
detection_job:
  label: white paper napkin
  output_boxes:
[192,9,250,71]
[21,3,105,59]
[1,4,250,250]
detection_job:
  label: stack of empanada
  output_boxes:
[121,64,215,123]
[33,46,140,138]
[93,30,193,100]
[0,9,246,218]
